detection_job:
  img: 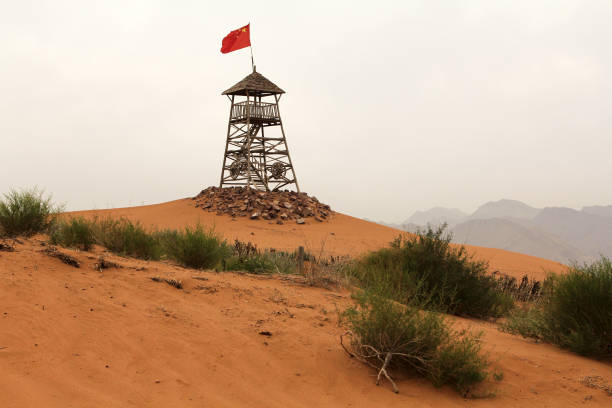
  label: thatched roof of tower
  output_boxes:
[222,70,285,96]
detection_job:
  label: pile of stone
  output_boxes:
[192,187,332,224]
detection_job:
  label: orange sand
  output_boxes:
[1,237,610,408]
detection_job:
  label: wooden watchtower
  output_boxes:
[219,68,300,192]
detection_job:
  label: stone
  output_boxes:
[192,186,332,224]
[296,218,305,225]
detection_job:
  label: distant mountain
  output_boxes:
[470,199,540,221]
[532,207,612,258]
[376,221,422,233]
[582,205,612,218]
[404,207,467,228]
[451,218,587,264]
[384,198,612,265]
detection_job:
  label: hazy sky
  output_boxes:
[1,0,611,222]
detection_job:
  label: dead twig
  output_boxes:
[41,247,80,268]
[94,256,122,271]
[377,353,398,393]
[150,276,183,290]
[0,241,15,252]
[581,375,612,396]
[340,331,399,393]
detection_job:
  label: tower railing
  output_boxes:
[231,101,279,121]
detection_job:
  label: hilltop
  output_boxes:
[70,198,566,281]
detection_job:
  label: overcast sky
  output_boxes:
[1,0,611,222]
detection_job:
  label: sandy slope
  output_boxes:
[71,198,566,281]
[1,239,610,408]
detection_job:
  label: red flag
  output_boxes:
[221,24,251,54]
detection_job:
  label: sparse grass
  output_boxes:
[0,188,61,237]
[50,217,96,251]
[342,287,490,394]
[502,257,612,358]
[350,226,513,319]
[159,225,231,269]
[48,216,163,260]
[92,217,162,260]
[225,251,276,274]
[224,241,301,275]
[501,304,549,341]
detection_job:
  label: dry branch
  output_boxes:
[340,331,399,393]
[41,247,80,268]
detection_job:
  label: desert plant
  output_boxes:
[501,303,550,341]
[493,272,546,302]
[224,252,276,273]
[545,257,612,357]
[351,226,513,318]
[160,225,230,269]
[92,217,162,260]
[225,241,298,274]
[50,217,95,251]
[0,188,61,237]
[341,287,489,394]
[502,257,612,358]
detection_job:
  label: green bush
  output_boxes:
[343,288,489,394]
[93,217,162,260]
[350,226,513,318]
[501,304,549,341]
[546,258,612,357]
[224,253,275,274]
[502,257,612,358]
[50,217,96,251]
[433,329,488,391]
[159,225,230,269]
[0,188,61,237]
[225,250,300,274]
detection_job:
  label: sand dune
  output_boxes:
[71,198,566,281]
[1,238,610,408]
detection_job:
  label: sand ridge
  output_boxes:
[71,198,567,281]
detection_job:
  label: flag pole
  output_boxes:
[250,45,255,72]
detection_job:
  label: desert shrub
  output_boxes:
[502,257,612,358]
[546,257,612,357]
[342,288,489,394]
[493,272,546,302]
[265,251,299,274]
[159,225,230,269]
[92,217,162,260]
[433,329,488,392]
[0,188,61,237]
[225,240,303,274]
[50,217,95,251]
[350,226,513,318]
[501,304,549,341]
[224,252,276,274]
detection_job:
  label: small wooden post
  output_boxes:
[297,246,304,274]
